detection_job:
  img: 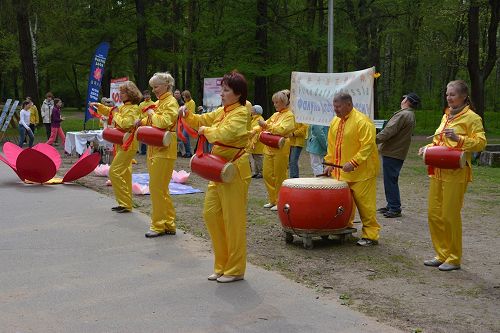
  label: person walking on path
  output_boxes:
[418,80,486,271]
[324,92,380,247]
[376,93,419,218]
[40,92,54,140]
[18,100,35,148]
[45,98,66,147]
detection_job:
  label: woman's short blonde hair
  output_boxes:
[119,81,143,104]
[272,89,290,106]
[149,72,175,92]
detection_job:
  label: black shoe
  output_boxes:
[111,206,125,211]
[383,211,402,218]
[255,174,263,179]
[251,174,257,178]
[116,207,131,213]
[377,207,388,213]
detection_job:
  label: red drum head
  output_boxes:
[190,154,236,183]
[259,132,285,149]
[423,146,465,169]
[136,126,171,147]
[103,127,126,145]
[277,177,353,231]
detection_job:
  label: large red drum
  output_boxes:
[102,127,127,145]
[259,132,285,149]
[136,126,171,147]
[277,177,353,232]
[423,145,465,169]
[190,154,236,183]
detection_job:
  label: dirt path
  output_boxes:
[60,137,499,333]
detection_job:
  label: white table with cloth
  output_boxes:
[64,130,113,155]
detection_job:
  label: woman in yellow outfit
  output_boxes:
[288,122,308,178]
[90,81,142,213]
[419,80,486,271]
[136,72,179,238]
[254,90,295,211]
[180,70,251,283]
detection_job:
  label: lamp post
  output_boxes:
[327,0,334,73]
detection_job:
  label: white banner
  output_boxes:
[110,77,128,107]
[290,67,375,126]
[203,77,223,111]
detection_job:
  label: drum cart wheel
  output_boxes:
[284,232,294,244]
[302,235,314,249]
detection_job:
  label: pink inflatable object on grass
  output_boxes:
[94,164,110,177]
[132,182,149,195]
[171,169,190,184]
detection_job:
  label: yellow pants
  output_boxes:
[109,143,137,210]
[428,178,468,265]
[263,153,289,204]
[147,156,176,233]
[348,177,380,241]
[203,171,250,276]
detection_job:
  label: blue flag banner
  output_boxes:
[0,99,13,129]
[84,42,110,123]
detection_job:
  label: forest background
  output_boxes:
[0,0,499,129]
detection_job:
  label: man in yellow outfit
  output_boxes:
[91,81,142,213]
[254,90,295,211]
[27,97,39,136]
[324,92,380,246]
[248,104,265,178]
[181,70,251,283]
[138,73,179,238]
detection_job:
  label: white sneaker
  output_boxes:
[270,205,278,211]
[263,203,274,208]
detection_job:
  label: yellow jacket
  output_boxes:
[254,108,295,155]
[184,102,251,179]
[248,114,265,154]
[184,99,196,115]
[289,122,308,147]
[139,99,155,110]
[140,92,179,159]
[325,107,379,182]
[428,105,486,182]
[96,102,140,131]
[29,105,39,125]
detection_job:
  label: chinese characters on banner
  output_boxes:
[290,67,375,126]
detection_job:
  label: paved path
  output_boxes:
[0,162,402,332]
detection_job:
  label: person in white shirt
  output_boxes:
[18,100,35,148]
[40,92,54,140]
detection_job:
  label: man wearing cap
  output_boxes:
[376,92,419,218]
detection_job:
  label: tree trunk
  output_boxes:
[306,0,320,72]
[185,0,196,90]
[13,0,39,107]
[467,0,500,121]
[254,0,269,116]
[135,0,148,91]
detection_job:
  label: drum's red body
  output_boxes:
[102,128,126,145]
[278,177,353,231]
[259,132,285,149]
[423,146,465,169]
[190,154,236,183]
[136,126,171,147]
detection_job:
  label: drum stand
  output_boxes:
[283,227,357,250]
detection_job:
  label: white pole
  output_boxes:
[328,0,334,73]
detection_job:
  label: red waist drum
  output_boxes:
[136,126,171,147]
[277,177,353,231]
[423,146,465,169]
[102,127,127,145]
[190,154,236,183]
[259,132,285,149]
